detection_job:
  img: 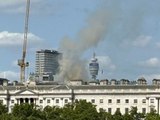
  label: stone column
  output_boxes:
[156,97,160,114]
[52,98,54,106]
[146,97,149,113]
[28,98,30,104]
[33,98,34,104]
[61,98,63,107]
[17,99,20,104]
[34,98,37,105]
[43,98,46,108]
[24,98,25,103]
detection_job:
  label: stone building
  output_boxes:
[0,78,160,114]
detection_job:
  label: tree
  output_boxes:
[60,103,75,120]
[0,102,10,120]
[113,108,123,120]
[129,106,145,120]
[123,113,133,120]
[105,112,113,120]
[146,109,160,120]
[73,100,99,120]
[11,103,43,120]
[98,108,108,120]
[43,105,62,120]
[0,102,7,115]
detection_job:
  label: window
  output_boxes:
[150,108,154,112]
[47,99,50,103]
[0,100,3,104]
[108,99,112,103]
[142,108,146,114]
[65,99,68,103]
[11,100,14,104]
[125,108,129,114]
[100,99,103,103]
[108,108,112,113]
[40,100,43,103]
[150,99,154,103]
[75,99,78,102]
[125,99,129,103]
[116,108,120,112]
[91,99,95,103]
[134,99,137,104]
[117,99,120,103]
[56,99,59,103]
[142,99,146,104]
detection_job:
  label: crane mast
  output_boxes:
[18,0,30,83]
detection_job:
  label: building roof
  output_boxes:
[69,85,157,90]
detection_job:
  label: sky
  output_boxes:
[0,0,160,83]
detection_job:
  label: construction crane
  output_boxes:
[18,0,30,83]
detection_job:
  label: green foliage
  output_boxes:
[0,102,7,115]
[98,108,108,120]
[146,110,160,120]
[0,101,160,120]
[123,113,133,120]
[43,105,63,120]
[113,108,123,120]
[11,103,44,120]
[73,100,99,120]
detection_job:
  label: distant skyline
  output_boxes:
[0,0,160,83]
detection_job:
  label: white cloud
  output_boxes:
[0,0,26,13]
[0,71,19,81]
[97,56,116,71]
[0,31,43,47]
[132,35,151,47]
[139,57,160,68]
[122,35,152,47]
[12,60,18,67]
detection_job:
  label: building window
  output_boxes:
[56,99,59,103]
[125,108,129,114]
[0,100,3,104]
[117,99,120,103]
[47,99,50,103]
[75,99,78,102]
[91,99,95,103]
[142,108,146,114]
[108,108,112,113]
[150,99,154,103]
[116,108,120,112]
[125,99,129,103]
[100,99,103,103]
[134,99,137,104]
[11,100,14,104]
[65,99,68,103]
[40,100,43,103]
[108,99,112,103]
[150,108,154,112]
[142,99,146,104]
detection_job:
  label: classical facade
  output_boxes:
[0,78,160,114]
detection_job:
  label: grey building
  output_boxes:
[35,49,61,82]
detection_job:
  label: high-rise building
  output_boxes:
[89,52,99,80]
[35,49,61,82]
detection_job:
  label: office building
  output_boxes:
[35,49,61,81]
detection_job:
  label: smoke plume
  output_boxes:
[57,7,110,82]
